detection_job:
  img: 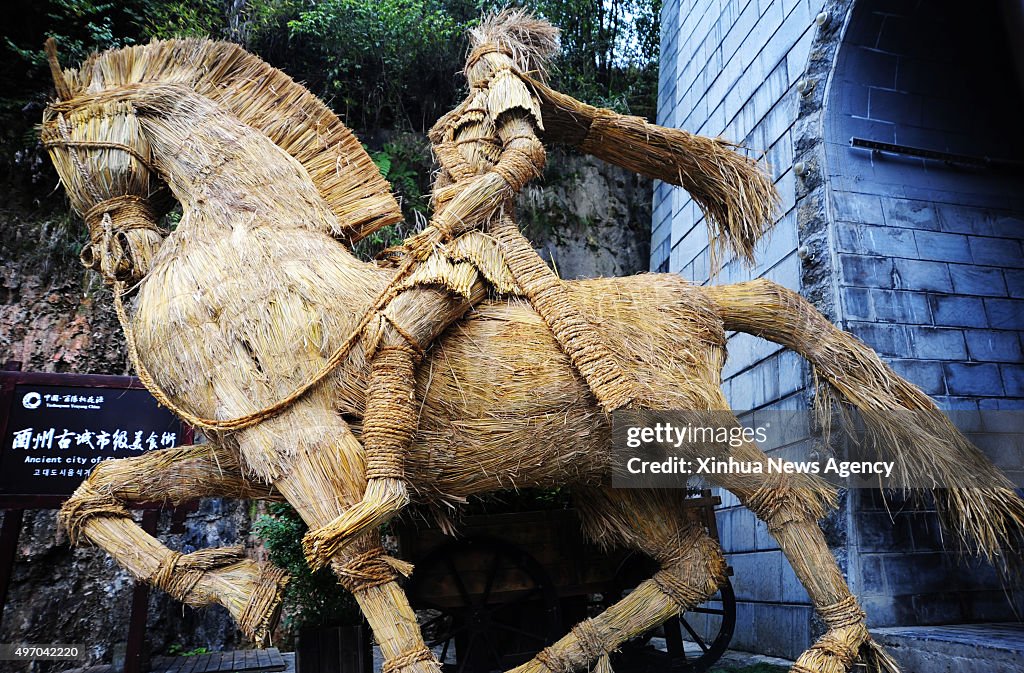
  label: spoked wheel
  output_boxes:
[662,578,736,672]
[405,536,562,673]
[605,554,736,673]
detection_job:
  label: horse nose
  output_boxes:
[83,195,166,284]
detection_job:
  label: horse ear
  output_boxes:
[44,37,72,100]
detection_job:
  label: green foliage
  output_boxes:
[354,134,435,260]
[140,0,228,40]
[251,0,478,131]
[484,0,662,118]
[374,137,431,216]
[166,644,211,656]
[6,0,139,77]
[253,503,363,628]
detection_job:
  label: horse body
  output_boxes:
[127,87,730,501]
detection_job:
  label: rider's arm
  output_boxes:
[404,69,547,259]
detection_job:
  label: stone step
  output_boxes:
[871,623,1024,673]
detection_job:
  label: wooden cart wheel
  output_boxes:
[662,577,736,673]
[405,535,562,673]
[605,554,736,673]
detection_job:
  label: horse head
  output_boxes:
[41,61,167,285]
[41,38,403,287]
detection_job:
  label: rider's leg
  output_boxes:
[303,281,486,568]
[59,444,288,643]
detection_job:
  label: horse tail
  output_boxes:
[703,278,1024,579]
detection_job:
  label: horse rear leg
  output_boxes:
[693,398,898,673]
[505,487,726,673]
[58,444,288,643]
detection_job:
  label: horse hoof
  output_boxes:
[790,625,900,673]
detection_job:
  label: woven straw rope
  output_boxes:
[150,546,245,604]
[381,647,435,673]
[60,483,131,545]
[334,548,403,593]
[363,345,421,481]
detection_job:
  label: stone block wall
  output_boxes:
[657,0,1024,657]
[824,0,1024,627]
[655,0,830,659]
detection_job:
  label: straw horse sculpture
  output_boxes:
[42,18,1023,673]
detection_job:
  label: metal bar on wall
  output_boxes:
[849,137,1024,171]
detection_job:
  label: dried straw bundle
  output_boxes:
[45,37,400,245]
[706,280,1024,578]
[530,79,779,269]
[467,8,559,80]
[40,93,165,283]
[59,445,287,642]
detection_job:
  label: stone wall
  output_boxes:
[657,0,1024,659]
[824,0,1024,627]
[655,0,832,659]
[519,148,651,280]
[826,0,1024,409]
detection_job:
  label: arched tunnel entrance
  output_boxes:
[823,0,1024,659]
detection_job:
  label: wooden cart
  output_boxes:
[398,490,736,673]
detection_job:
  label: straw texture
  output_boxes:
[58,444,288,643]
[706,279,1024,579]
[42,16,1024,672]
[527,79,779,270]
[44,37,400,245]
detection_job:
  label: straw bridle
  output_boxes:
[42,109,164,278]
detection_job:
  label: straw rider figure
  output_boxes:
[301,12,641,568]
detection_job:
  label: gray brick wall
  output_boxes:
[824,0,1024,627]
[826,0,1024,407]
[656,0,828,659]
[658,0,1024,658]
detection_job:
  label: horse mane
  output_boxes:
[59,39,402,244]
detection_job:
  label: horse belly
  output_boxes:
[406,274,727,500]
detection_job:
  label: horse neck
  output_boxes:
[135,85,366,273]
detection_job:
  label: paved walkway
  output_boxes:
[367,641,792,672]
[872,622,1024,673]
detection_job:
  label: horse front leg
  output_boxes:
[58,444,289,643]
[258,405,441,673]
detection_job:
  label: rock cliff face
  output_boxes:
[519,148,651,280]
[0,146,651,668]
[0,209,254,667]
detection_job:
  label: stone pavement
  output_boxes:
[871,622,1024,673]
[278,642,794,672]
[357,641,793,672]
